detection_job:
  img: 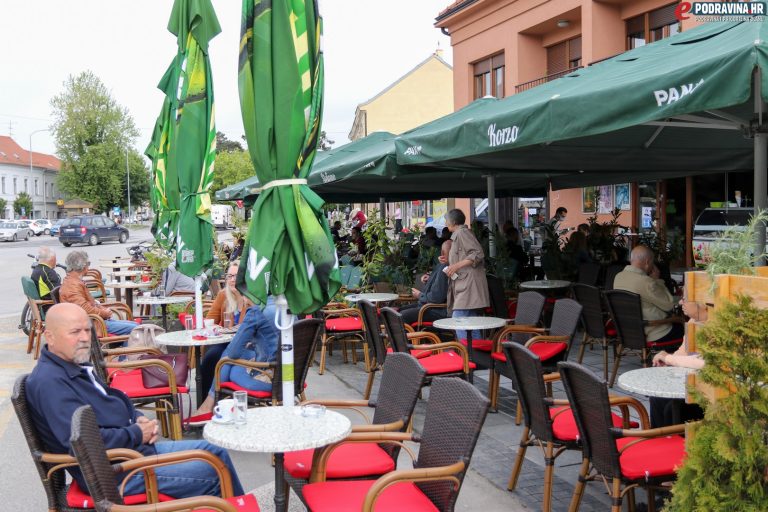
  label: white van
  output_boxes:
[211,204,234,229]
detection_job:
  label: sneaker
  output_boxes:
[187,412,213,426]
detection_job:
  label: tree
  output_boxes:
[50,71,140,212]
[0,198,7,217]
[216,131,244,153]
[13,192,33,217]
[211,150,255,196]
[120,149,151,212]
[317,130,335,151]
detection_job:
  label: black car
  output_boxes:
[59,215,129,247]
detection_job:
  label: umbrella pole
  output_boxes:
[754,70,767,266]
[195,275,204,328]
[487,174,497,258]
[275,294,295,408]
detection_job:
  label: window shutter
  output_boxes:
[649,3,678,29]
[547,42,567,75]
[626,14,645,35]
[569,36,582,62]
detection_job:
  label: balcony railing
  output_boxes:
[514,66,583,93]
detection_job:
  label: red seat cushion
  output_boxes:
[409,321,433,328]
[648,337,683,349]
[616,435,686,480]
[459,338,493,352]
[220,381,272,398]
[326,317,363,332]
[109,369,189,398]
[418,351,475,375]
[528,342,568,362]
[386,347,431,359]
[550,407,638,442]
[491,351,507,363]
[67,480,175,508]
[284,443,394,479]
[304,480,439,512]
[197,494,261,511]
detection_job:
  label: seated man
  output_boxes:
[613,245,684,344]
[160,263,196,295]
[189,297,279,423]
[25,303,244,498]
[31,246,60,301]
[60,250,138,335]
[349,227,367,265]
[399,240,451,325]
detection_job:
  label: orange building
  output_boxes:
[435,0,719,264]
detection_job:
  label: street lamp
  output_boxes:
[29,128,50,219]
[126,146,131,223]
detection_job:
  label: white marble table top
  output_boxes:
[204,407,352,453]
[156,330,233,347]
[100,261,137,269]
[104,281,153,289]
[433,316,507,331]
[520,280,572,290]
[618,366,693,399]
[345,293,399,303]
[135,295,192,306]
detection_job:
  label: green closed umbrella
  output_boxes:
[146,95,179,250]
[237,0,339,413]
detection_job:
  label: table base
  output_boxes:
[274,452,288,512]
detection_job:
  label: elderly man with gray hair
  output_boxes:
[59,250,138,335]
[31,246,60,301]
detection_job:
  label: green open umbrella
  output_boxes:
[237,0,339,410]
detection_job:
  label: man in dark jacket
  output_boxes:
[399,240,452,325]
[25,303,244,499]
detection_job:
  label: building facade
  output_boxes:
[0,136,61,220]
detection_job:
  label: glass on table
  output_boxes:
[184,315,194,331]
[222,312,234,329]
[157,287,166,299]
[233,390,248,425]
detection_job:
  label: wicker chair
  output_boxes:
[576,262,602,287]
[604,290,684,387]
[11,375,145,512]
[88,327,187,440]
[572,283,616,381]
[503,343,640,512]
[214,318,322,407]
[602,264,625,291]
[558,362,686,512]
[302,377,490,512]
[69,405,259,511]
[316,302,366,375]
[21,276,52,359]
[380,307,473,384]
[284,353,427,503]
[455,275,509,371]
[488,298,581,412]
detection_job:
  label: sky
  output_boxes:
[0,0,453,159]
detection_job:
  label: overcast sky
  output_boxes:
[0,0,453,159]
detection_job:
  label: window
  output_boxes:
[34,179,39,196]
[547,37,582,76]
[1,177,4,194]
[473,53,505,99]
[104,218,116,228]
[13,178,17,194]
[91,217,105,227]
[24,178,28,193]
[626,3,679,50]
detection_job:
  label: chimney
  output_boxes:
[435,41,443,58]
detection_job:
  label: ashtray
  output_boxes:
[301,404,326,418]
[192,334,208,341]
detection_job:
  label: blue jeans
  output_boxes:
[452,308,481,341]
[105,319,139,335]
[122,440,245,498]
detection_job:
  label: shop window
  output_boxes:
[473,53,505,99]
[626,3,679,50]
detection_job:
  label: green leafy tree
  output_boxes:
[317,130,335,151]
[50,71,140,212]
[13,192,33,217]
[0,198,7,217]
[210,150,254,196]
[215,131,244,153]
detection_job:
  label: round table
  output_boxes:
[134,295,191,330]
[155,330,234,407]
[344,292,399,303]
[617,366,693,399]
[100,261,137,269]
[432,316,507,380]
[104,281,152,312]
[519,280,571,291]
[109,270,147,278]
[204,407,351,512]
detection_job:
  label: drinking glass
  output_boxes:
[233,390,248,425]
[184,316,194,331]
[222,312,234,329]
[157,287,166,299]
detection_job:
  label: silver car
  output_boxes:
[0,222,33,242]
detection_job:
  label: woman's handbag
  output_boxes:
[139,353,189,389]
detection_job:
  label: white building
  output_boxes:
[0,136,61,220]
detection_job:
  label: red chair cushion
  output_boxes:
[326,317,363,332]
[528,342,568,362]
[648,337,684,349]
[109,369,189,398]
[386,347,431,359]
[220,381,273,398]
[284,443,394,479]
[197,494,261,511]
[459,338,493,352]
[491,351,507,363]
[506,300,517,320]
[418,351,475,375]
[616,435,686,480]
[304,480,439,512]
[550,407,638,442]
[66,480,175,508]
[409,321,434,328]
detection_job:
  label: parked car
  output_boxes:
[0,221,33,242]
[59,215,129,247]
[29,219,52,236]
[692,207,766,266]
[50,218,68,237]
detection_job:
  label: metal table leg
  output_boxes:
[274,452,288,512]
